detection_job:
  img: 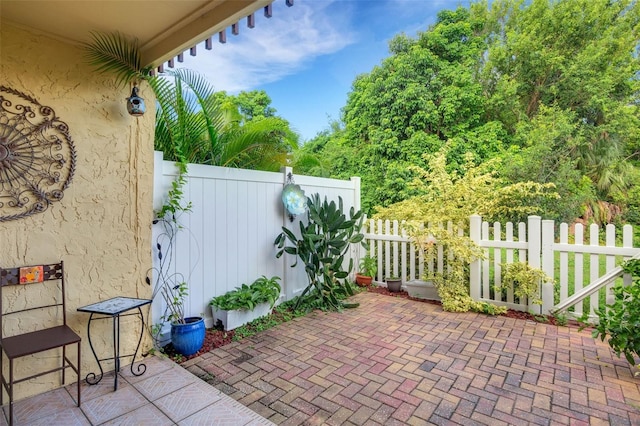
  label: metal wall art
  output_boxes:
[0,86,76,222]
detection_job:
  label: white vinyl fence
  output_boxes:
[151,152,361,330]
[363,215,639,319]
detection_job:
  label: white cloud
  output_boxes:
[177,0,357,93]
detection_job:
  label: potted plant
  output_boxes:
[386,276,402,292]
[210,276,281,331]
[356,255,377,286]
[161,281,205,357]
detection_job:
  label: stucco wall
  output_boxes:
[0,23,155,400]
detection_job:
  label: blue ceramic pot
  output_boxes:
[171,317,205,356]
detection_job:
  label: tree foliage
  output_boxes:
[154,76,298,171]
[299,0,640,225]
[374,146,557,313]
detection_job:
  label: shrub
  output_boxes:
[589,259,640,367]
[498,262,552,305]
[209,276,281,311]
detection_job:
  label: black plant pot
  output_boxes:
[386,278,402,292]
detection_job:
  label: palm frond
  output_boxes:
[83,32,150,88]
[218,117,298,171]
[151,71,228,164]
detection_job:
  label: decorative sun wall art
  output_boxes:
[0,86,76,222]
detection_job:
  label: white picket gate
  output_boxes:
[363,215,640,319]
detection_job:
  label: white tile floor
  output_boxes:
[0,356,274,426]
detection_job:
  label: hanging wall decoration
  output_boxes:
[281,173,307,222]
[0,86,76,222]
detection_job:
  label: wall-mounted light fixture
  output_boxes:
[126,85,146,116]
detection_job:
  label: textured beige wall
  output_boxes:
[1,22,155,400]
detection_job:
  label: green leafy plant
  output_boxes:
[275,194,365,311]
[209,276,281,311]
[358,255,377,277]
[553,311,568,327]
[83,31,152,89]
[588,259,640,367]
[498,262,552,305]
[155,165,192,221]
[374,147,556,315]
[161,281,188,324]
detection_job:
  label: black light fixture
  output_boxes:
[126,84,146,116]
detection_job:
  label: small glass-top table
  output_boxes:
[77,296,152,390]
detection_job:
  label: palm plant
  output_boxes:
[149,68,225,165]
[83,32,298,172]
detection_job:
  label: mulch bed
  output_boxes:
[161,328,235,362]
[164,285,583,363]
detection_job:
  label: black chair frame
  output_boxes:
[0,261,81,425]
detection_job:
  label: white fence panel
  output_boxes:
[475,217,532,312]
[362,219,446,288]
[473,216,639,318]
[365,214,639,319]
[151,153,361,330]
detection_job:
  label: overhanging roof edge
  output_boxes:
[140,0,274,69]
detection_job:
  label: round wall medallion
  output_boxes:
[0,86,76,222]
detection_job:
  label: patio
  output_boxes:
[186,292,640,425]
[4,291,640,425]
[0,355,273,425]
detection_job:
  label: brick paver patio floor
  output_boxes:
[185,292,640,425]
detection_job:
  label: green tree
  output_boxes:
[482,0,640,221]
[293,120,359,180]
[213,90,277,123]
[308,0,639,225]
[339,7,502,212]
[498,105,595,223]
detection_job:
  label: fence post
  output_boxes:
[469,215,482,300]
[541,219,555,314]
[528,216,542,314]
[351,176,362,275]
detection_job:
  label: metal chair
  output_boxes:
[0,261,81,425]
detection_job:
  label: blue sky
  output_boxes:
[177,0,467,141]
